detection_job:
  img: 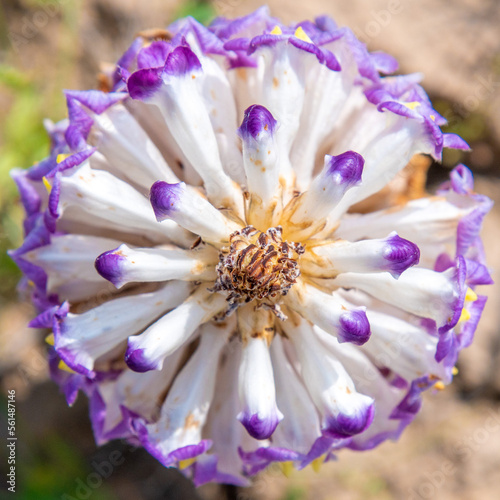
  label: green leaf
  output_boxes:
[174,0,216,25]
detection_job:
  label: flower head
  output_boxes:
[10,7,493,486]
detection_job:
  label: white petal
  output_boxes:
[336,197,464,242]
[132,320,233,465]
[270,335,322,454]
[292,64,353,189]
[23,234,121,299]
[255,41,310,186]
[237,305,283,440]
[313,326,405,449]
[97,347,186,438]
[331,266,463,329]
[125,286,227,372]
[282,151,363,240]
[326,110,436,223]
[361,308,448,382]
[336,196,476,266]
[282,318,374,439]
[184,31,246,185]
[55,281,192,375]
[228,65,264,123]
[124,99,199,184]
[89,104,180,188]
[95,243,218,288]
[134,49,243,214]
[204,338,260,482]
[301,232,419,279]
[285,279,371,345]
[238,105,282,229]
[54,162,191,246]
[150,181,241,245]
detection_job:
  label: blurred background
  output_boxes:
[0,0,499,499]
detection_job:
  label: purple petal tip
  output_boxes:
[57,347,95,378]
[324,401,375,439]
[383,233,420,276]
[150,181,184,221]
[127,67,163,101]
[326,151,364,187]
[323,50,341,71]
[125,344,159,373]
[164,46,202,76]
[450,164,474,194]
[238,104,277,140]
[338,309,371,345]
[443,133,470,152]
[95,249,125,287]
[137,40,172,69]
[238,411,281,440]
[164,440,213,467]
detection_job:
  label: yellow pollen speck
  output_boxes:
[279,461,294,477]
[179,458,196,469]
[294,26,312,43]
[45,333,55,346]
[465,288,478,302]
[270,25,283,35]
[452,366,459,376]
[459,308,471,323]
[404,101,421,110]
[42,176,51,194]
[430,114,436,121]
[56,153,70,164]
[58,360,76,374]
[434,381,446,391]
[311,455,325,473]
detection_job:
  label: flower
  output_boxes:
[10,6,493,486]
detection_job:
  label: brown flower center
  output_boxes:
[212,226,304,319]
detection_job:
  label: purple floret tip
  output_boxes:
[137,41,172,69]
[326,151,364,187]
[127,67,163,101]
[164,46,202,76]
[383,233,420,276]
[324,402,375,439]
[164,441,213,467]
[125,344,158,373]
[450,164,474,194]
[238,104,277,140]
[238,410,281,440]
[63,90,126,114]
[338,309,371,345]
[150,181,184,221]
[95,248,126,287]
[443,133,470,151]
